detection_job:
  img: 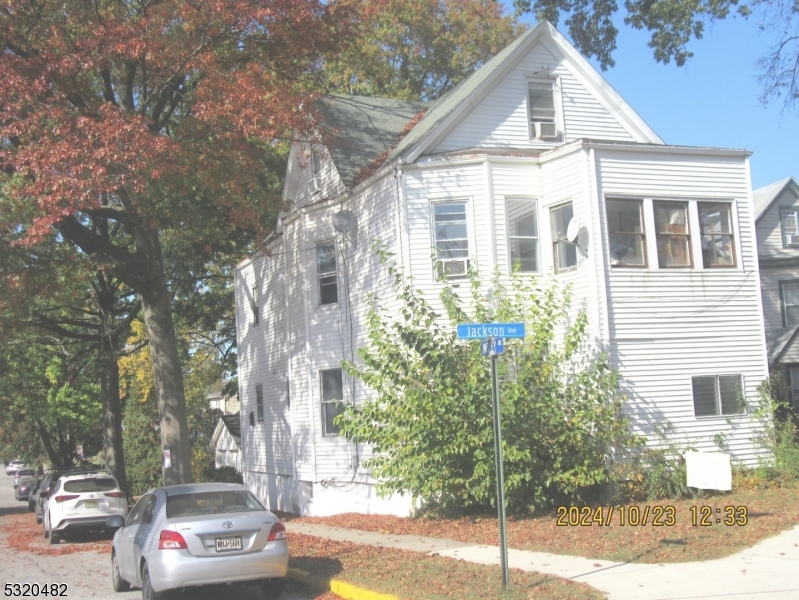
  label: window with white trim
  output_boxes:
[251,285,259,325]
[507,199,538,273]
[606,199,646,267]
[781,281,799,326]
[316,242,338,305]
[698,202,735,267]
[320,368,344,436]
[550,203,577,272]
[308,149,322,195]
[255,383,264,423]
[433,202,470,279]
[527,79,558,140]
[692,375,744,417]
[789,367,799,409]
[654,201,691,268]
[780,208,799,246]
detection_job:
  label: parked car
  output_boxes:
[27,479,42,512]
[6,460,25,476]
[15,476,38,501]
[13,468,36,488]
[108,482,287,600]
[34,466,104,525]
[44,472,128,544]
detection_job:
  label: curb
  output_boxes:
[286,567,399,600]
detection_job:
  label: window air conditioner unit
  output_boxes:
[436,258,470,279]
[787,234,799,246]
[308,177,322,195]
[533,121,558,140]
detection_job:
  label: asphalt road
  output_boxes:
[0,472,312,600]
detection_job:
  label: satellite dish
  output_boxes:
[566,217,580,243]
[333,210,358,234]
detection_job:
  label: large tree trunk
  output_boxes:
[136,224,193,486]
[99,350,129,495]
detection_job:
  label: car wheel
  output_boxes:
[111,551,130,592]
[260,578,284,600]
[35,510,42,525]
[141,565,165,600]
[48,525,59,545]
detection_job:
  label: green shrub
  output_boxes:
[201,465,243,484]
[335,252,643,514]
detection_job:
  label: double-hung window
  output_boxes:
[251,284,259,325]
[309,149,322,195]
[653,201,691,268]
[550,203,577,272]
[255,383,264,423]
[606,199,646,267]
[781,208,799,246]
[433,202,470,279]
[320,368,344,436]
[507,199,538,273]
[781,281,799,326]
[316,242,338,305]
[789,368,799,409]
[698,202,735,267]
[528,79,558,140]
[692,375,744,417]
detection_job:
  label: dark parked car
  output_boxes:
[15,476,38,501]
[27,479,42,512]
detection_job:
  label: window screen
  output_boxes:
[321,368,344,436]
[550,203,577,271]
[698,202,735,267]
[433,202,469,278]
[654,202,691,268]
[507,199,538,273]
[528,80,555,123]
[692,375,744,417]
[606,199,645,267]
[255,384,264,423]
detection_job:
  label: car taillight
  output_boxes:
[103,491,126,498]
[158,530,188,550]
[54,495,79,503]
[267,522,286,541]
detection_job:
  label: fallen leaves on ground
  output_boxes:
[295,482,799,563]
[289,533,603,600]
[0,513,111,556]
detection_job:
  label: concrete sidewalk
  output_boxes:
[286,521,799,599]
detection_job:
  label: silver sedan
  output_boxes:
[108,482,288,600]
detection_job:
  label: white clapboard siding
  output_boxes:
[290,142,348,209]
[756,188,799,257]
[759,266,799,336]
[433,42,634,154]
[594,149,768,463]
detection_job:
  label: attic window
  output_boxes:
[528,79,559,141]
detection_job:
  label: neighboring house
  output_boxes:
[209,413,243,473]
[235,21,770,516]
[753,177,799,406]
[207,380,240,415]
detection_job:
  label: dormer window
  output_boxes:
[309,149,322,195]
[528,79,559,141]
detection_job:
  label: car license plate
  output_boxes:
[215,536,242,552]
[84,501,98,509]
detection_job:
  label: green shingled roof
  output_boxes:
[318,95,428,188]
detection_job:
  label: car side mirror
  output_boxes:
[107,515,125,529]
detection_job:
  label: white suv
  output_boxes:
[44,472,128,544]
[6,460,25,476]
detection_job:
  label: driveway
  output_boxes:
[0,474,311,600]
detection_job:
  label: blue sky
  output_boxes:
[519,12,798,190]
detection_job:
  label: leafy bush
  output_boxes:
[201,465,243,484]
[335,253,643,514]
[751,376,799,485]
[122,397,162,496]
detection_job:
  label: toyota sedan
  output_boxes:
[108,482,287,600]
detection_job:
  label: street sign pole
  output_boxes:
[490,341,510,588]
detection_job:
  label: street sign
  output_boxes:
[481,337,505,356]
[457,323,525,340]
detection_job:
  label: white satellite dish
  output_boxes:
[333,210,358,234]
[566,217,580,243]
[333,209,358,248]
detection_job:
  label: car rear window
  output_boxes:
[18,470,35,476]
[166,491,265,518]
[63,477,118,493]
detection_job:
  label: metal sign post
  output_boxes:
[460,323,524,589]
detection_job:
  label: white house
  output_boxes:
[235,21,770,516]
[753,177,799,405]
[209,413,243,473]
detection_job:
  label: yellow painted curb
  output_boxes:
[286,567,398,600]
[330,579,399,600]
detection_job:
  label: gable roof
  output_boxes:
[388,20,663,164]
[317,95,428,188]
[753,177,799,223]
[210,413,242,450]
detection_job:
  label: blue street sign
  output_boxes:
[457,323,525,340]
[481,337,505,356]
